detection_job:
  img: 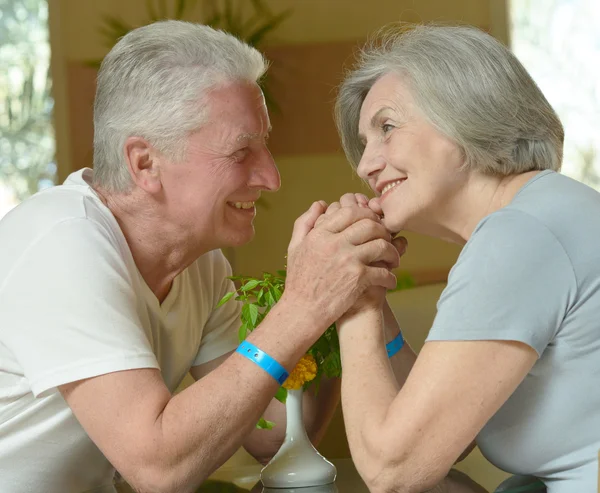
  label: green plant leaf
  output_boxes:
[238,322,249,342]
[323,352,342,378]
[274,386,287,403]
[241,304,250,324]
[223,265,348,399]
[242,303,259,327]
[217,291,236,308]
[241,279,260,292]
[250,303,259,325]
[256,417,275,430]
[271,285,282,302]
[390,271,416,292]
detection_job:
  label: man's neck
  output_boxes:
[95,186,209,304]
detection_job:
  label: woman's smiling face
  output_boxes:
[357,72,468,237]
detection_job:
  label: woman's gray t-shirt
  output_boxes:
[427,170,600,492]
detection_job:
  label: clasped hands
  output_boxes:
[283,193,407,330]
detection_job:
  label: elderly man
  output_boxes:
[0,20,400,493]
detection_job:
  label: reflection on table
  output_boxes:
[204,458,367,493]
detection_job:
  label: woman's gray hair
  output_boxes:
[335,24,564,175]
[93,20,268,192]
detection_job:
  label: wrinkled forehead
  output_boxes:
[205,82,271,130]
[206,81,267,116]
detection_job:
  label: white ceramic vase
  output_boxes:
[260,388,337,488]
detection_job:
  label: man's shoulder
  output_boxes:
[1,178,113,239]
[0,186,128,285]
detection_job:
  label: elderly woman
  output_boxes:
[330,25,600,493]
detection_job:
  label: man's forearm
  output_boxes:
[141,301,328,491]
[242,377,341,464]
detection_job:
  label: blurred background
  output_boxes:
[1,0,599,283]
[1,0,598,490]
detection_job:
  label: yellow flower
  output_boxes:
[283,354,317,390]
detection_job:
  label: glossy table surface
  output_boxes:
[205,458,367,493]
[113,458,366,493]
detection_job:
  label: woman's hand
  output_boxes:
[323,193,407,322]
[284,197,399,334]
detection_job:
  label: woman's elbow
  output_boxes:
[356,437,449,493]
[363,466,448,493]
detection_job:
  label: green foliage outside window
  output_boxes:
[0,0,55,215]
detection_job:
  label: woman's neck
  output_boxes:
[422,170,543,245]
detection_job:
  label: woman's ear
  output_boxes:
[123,136,162,194]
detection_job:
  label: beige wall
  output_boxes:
[52,1,504,61]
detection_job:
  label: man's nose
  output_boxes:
[250,147,281,192]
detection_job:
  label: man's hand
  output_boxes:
[321,194,408,322]
[282,198,400,332]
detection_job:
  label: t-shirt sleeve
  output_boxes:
[0,218,159,397]
[192,251,241,366]
[426,210,576,356]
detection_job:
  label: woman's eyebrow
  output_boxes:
[358,106,393,143]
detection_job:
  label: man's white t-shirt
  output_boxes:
[0,169,241,493]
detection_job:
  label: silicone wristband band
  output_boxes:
[386,332,405,358]
[236,341,289,385]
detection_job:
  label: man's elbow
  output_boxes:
[118,445,211,493]
[123,467,183,493]
[124,462,206,493]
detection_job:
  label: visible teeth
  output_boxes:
[382,180,405,194]
[233,201,255,209]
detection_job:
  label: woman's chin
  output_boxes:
[382,215,407,235]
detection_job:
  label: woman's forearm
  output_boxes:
[338,308,399,465]
[382,301,418,387]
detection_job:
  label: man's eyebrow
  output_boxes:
[236,125,273,143]
[357,107,392,144]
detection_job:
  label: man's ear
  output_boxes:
[123,136,162,194]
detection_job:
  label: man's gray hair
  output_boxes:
[93,20,268,192]
[335,24,564,175]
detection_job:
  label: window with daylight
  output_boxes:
[0,0,55,219]
[510,0,600,189]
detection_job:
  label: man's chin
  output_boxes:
[223,227,255,248]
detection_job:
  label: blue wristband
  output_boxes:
[236,341,289,385]
[386,332,404,358]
